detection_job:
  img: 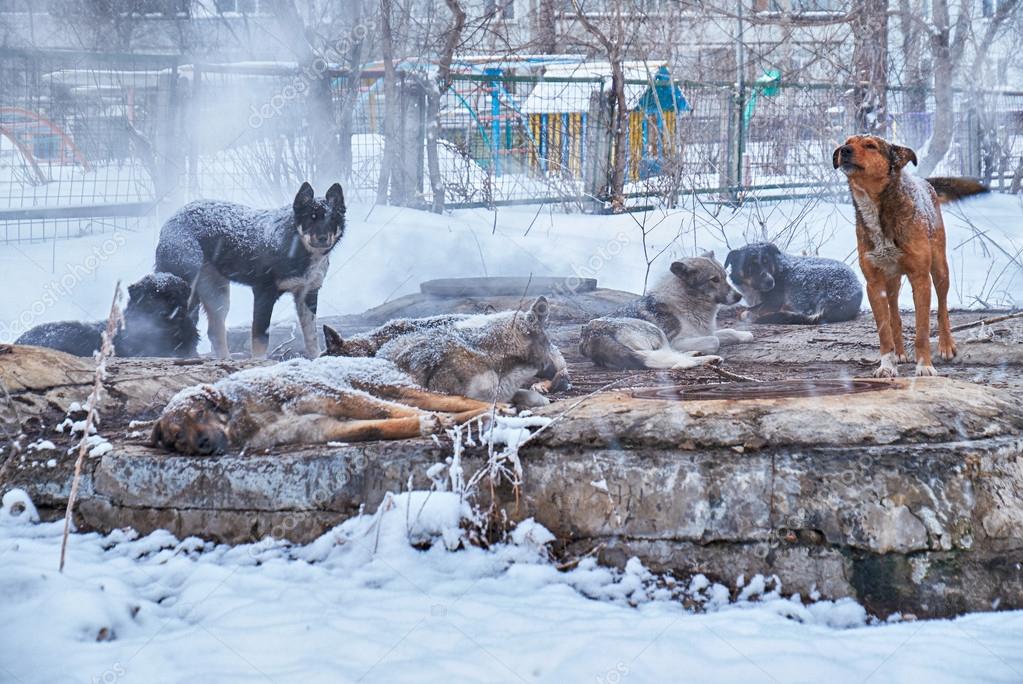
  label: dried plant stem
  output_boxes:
[945,310,1023,335]
[59,282,123,573]
[708,365,761,383]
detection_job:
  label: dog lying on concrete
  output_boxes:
[150,356,494,454]
[724,242,863,324]
[580,254,753,370]
[323,298,568,408]
[833,134,987,377]
[16,273,198,358]
[155,182,345,360]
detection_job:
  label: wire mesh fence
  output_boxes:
[2,48,1022,243]
[0,48,180,241]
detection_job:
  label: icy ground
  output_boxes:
[2,192,1020,345]
[2,490,1022,684]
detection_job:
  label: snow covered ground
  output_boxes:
[3,489,1023,684]
[1,190,1020,345]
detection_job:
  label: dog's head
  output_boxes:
[506,296,553,363]
[126,273,192,318]
[293,182,345,253]
[669,252,742,306]
[832,135,917,188]
[120,273,199,356]
[724,242,782,296]
[150,386,231,455]
[321,325,377,357]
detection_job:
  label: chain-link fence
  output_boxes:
[2,48,1022,243]
[0,48,182,241]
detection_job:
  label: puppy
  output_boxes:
[580,253,753,370]
[155,182,345,360]
[150,356,494,454]
[833,135,987,377]
[725,242,863,324]
[15,273,198,358]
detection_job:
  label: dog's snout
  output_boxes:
[840,145,853,158]
[727,289,742,305]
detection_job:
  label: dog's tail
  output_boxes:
[926,177,989,204]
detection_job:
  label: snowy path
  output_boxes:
[2,493,1022,684]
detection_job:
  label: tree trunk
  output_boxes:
[338,2,367,183]
[850,0,889,135]
[271,0,339,189]
[917,0,954,176]
[424,0,466,214]
[535,0,558,54]
[608,56,628,212]
[377,0,402,205]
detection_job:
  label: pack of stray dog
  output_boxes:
[16,137,990,453]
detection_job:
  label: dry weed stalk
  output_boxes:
[59,282,123,572]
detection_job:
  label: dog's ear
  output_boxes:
[526,296,550,329]
[701,250,716,261]
[889,144,917,170]
[724,250,737,271]
[322,325,345,356]
[293,182,315,215]
[325,183,345,215]
[669,260,692,279]
[832,146,842,169]
[127,279,142,303]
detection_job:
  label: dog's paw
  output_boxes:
[872,365,898,378]
[512,389,550,409]
[915,363,939,377]
[419,414,442,435]
[938,339,958,361]
[530,380,552,395]
[873,353,899,378]
[735,331,755,343]
[693,355,723,367]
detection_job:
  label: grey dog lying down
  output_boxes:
[580,254,753,370]
[323,296,569,408]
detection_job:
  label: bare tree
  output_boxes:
[570,0,630,212]
[376,0,403,204]
[850,0,889,135]
[269,0,340,187]
[423,0,467,213]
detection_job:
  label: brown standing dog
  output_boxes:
[833,135,986,377]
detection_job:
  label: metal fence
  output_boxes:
[2,48,1022,243]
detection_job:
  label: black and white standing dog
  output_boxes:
[16,273,198,358]
[724,242,862,324]
[155,182,345,358]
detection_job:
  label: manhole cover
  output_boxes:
[631,378,892,402]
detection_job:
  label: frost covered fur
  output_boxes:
[580,254,752,370]
[150,356,495,454]
[323,297,569,408]
[16,273,198,358]
[155,182,345,360]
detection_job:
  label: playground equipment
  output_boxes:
[0,107,90,184]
